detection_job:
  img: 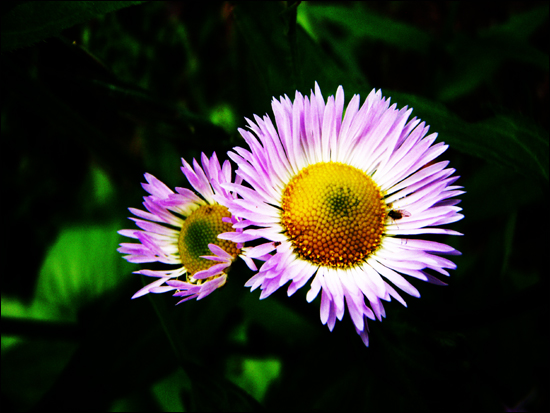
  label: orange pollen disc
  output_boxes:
[281,162,386,268]
[178,204,240,278]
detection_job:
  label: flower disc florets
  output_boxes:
[282,162,386,268]
[179,204,241,275]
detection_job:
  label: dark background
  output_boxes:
[1,1,548,412]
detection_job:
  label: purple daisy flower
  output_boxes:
[118,152,257,304]
[218,83,464,346]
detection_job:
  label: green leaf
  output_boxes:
[233,2,294,104]
[299,2,433,53]
[1,1,146,52]
[234,1,367,110]
[460,163,545,223]
[151,368,188,412]
[0,222,135,323]
[1,339,78,411]
[437,35,503,101]
[480,3,549,41]
[438,4,549,101]
[473,114,549,182]
[1,222,141,411]
[145,272,265,412]
[29,290,180,412]
[36,223,135,321]
[239,291,320,347]
[388,91,549,183]
[479,4,550,71]
[297,2,431,91]
[226,357,282,404]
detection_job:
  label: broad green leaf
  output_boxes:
[226,356,282,404]
[1,1,146,52]
[35,223,134,321]
[151,368,188,412]
[1,222,135,323]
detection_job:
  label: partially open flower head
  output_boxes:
[220,83,464,346]
[118,152,256,304]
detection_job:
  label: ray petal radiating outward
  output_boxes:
[219,83,464,346]
[118,153,257,303]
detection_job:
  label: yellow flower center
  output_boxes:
[281,162,386,268]
[178,204,240,277]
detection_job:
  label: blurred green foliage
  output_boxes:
[1,1,548,412]
[1,1,147,52]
